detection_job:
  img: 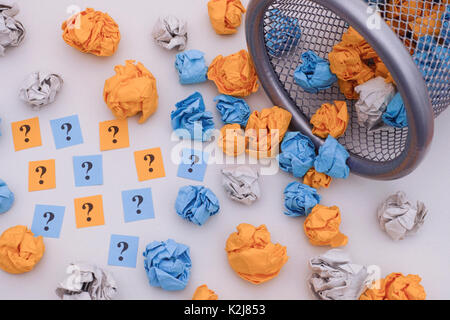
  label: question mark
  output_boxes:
[144,154,155,173]
[82,202,94,222]
[81,161,93,180]
[61,123,72,141]
[108,126,119,144]
[35,166,47,185]
[132,195,144,214]
[20,124,31,143]
[117,241,129,261]
[188,154,200,173]
[43,212,55,231]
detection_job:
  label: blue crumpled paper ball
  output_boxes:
[284,182,321,217]
[294,50,337,94]
[0,179,14,214]
[314,135,350,179]
[171,92,215,141]
[440,5,449,46]
[214,95,251,126]
[278,132,316,178]
[143,239,192,291]
[175,185,220,226]
[175,50,208,85]
[265,8,301,56]
[413,35,449,82]
[382,92,408,128]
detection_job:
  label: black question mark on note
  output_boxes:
[108,126,119,144]
[132,195,144,214]
[61,123,72,141]
[81,161,93,180]
[82,202,94,222]
[35,166,47,184]
[117,241,129,261]
[43,212,55,231]
[188,154,200,173]
[20,124,31,143]
[144,154,155,173]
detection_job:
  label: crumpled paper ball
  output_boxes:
[294,50,337,93]
[19,72,64,109]
[218,124,246,157]
[265,8,301,56]
[304,205,348,248]
[61,8,120,57]
[409,3,446,40]
[103,60,158,124]
[152,15,187,51]
[309,249,369,300]
[208,50,259,97]
[226,223,289,284]
[382,92,408,128]
[0,3,25,56]
[310,101,349,139]
[175,50,208,85]
[0,179,14,214]
[314,135,350,179]
[175,185,220,226]
[283,182,321,217]
[215,95,251,126]
[222,166,260,205]
[440,5,450,46]
[360,272,426,300]
[143,239,192,291]
[245,106,292,159]
[377,191,427,241]
[171,92,215,141]
[55,263,117,300]
[207,0,246,35]
[192,284,219,300]
[278,132,316,178]
[413,35,449,82]
[303,168,332,189]
[0,225,45,274]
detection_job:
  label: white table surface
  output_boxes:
[0,0,449,300]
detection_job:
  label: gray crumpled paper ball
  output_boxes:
[152,15,187,51]
[222,166,261,206]
[0,3,25,56]
[55,263,118,300]
[19,71,63,109]
[377,191,427,241]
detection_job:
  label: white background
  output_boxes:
[0,0,449,300]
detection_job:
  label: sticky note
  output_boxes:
[73,155,103,187]
[177,148,209,182]
[108,234,139,268]
[11,117,42,151]
[31,204,65,238]
[122,188,155,223]
[28,159,56,192]
[73,195,105,228]
[134,148,166,182]
[50,115,84,149]
[99,119,129,151]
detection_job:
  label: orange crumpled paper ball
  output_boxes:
[218,124,246,157]
[360,273,426,300]
[310,101,349,139]
[409,3,446,40]
[61,8,121,57]
[192,284,219,300]
[0,225,45,274]
[207,0,246,35]
[304,205,348,248]
[103,60,159,124]
[208,50,259,97]
[225,223,289,284]
[303,168,332,189]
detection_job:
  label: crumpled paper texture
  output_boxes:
[222,166,260,205]
[311,101,349,139]
[171,92,215,141]
[314,136,350,179]
[192,284,219,300]
[208,50,259,97]
[175,50,208,84]
[0,3,25,56]
[304,205,348,248]
[265,8,301,56]
[0,179,14,214]
[283,182,321,217]
[309,249,369,300]
[413,35,449,83]
[409,3,446,40]
[61,8,120,57]
[143,239,192,291]
[303,168,332,189]
[360,272,426,300]
[218,124,246,157]
[382,92,408,128]
[441,4,450,45]
[294,50,337,93]
[0,225,45,274]
[55,263,117,300]
[207,0,246,35]
[103,60,158,124]
[278,132,316,178]
[175,185,220,226]
[377,191,427,241]
[226,223,289,284]
[19,72,63,109]
[152,15,187,51]
[215,94,251,126]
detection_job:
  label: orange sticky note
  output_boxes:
[134,148,166,181]
[11,117,42,151]
[74,195,105,228]
[99,119,130,151]
[28,160,56,192]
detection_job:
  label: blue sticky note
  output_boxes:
[50,115,84,149]
[122,188,155,223]
[177,148,209,182]
[108,234,139,268]
[31,204,65,238]
[73,155,103,187]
